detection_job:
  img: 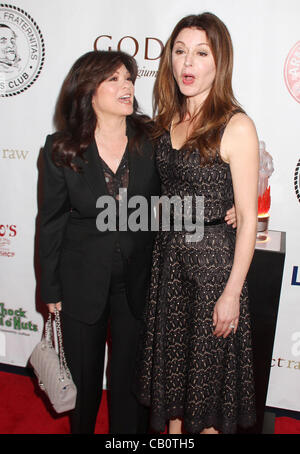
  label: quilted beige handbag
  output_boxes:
[30,309,77,413]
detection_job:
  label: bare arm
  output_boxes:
[213,113,259,338]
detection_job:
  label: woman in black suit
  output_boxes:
[39,50,161,434]
[39,50,236,434]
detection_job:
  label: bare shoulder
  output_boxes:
[220,113,258,162]
[225,112,257,137]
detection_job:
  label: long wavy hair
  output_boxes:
[52,50,152,171]
[153,12,243,162]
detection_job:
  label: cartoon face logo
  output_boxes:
[0,4,45,96]
[0,24,20,73]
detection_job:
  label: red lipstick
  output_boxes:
[182,73,195,85]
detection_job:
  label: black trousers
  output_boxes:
[60,246,149,434]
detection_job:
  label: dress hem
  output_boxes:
[137,396,256,434]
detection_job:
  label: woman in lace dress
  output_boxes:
[136,12,259,434]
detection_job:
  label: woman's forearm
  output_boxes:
[223,213,257,298]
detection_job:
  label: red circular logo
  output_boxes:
[284,41,300,104]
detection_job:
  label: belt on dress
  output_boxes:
[204,218,226,226]
[166,217,226,229]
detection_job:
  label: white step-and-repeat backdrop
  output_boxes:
[0,0,299,413]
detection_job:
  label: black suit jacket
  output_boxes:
[38,127,161,324]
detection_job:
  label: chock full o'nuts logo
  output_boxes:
[0,4,45,96]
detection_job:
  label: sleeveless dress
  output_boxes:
[135,122,256,434]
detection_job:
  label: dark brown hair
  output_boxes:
[153,12,244,162]
[52,50,152,171]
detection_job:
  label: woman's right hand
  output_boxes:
[47,302,62,313]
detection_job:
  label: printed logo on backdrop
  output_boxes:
[0,302,38,334]
[284,41,300,104]
[0,4,45,96]
[94,35,164,79]
[291,266,300,286]
[294,158,300,203]
[0,224,16,257]
[1,148,29,160]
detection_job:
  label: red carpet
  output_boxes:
[0,371,299,434]
[0,371,108,434]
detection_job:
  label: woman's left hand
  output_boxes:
[225,205,237,228]
[212,291,240,338]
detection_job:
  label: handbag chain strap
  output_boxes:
[45,309,72,381]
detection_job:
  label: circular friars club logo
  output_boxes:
[294,158,300,204]
[0,4,45,96]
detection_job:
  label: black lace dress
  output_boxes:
[135,128,256,434]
